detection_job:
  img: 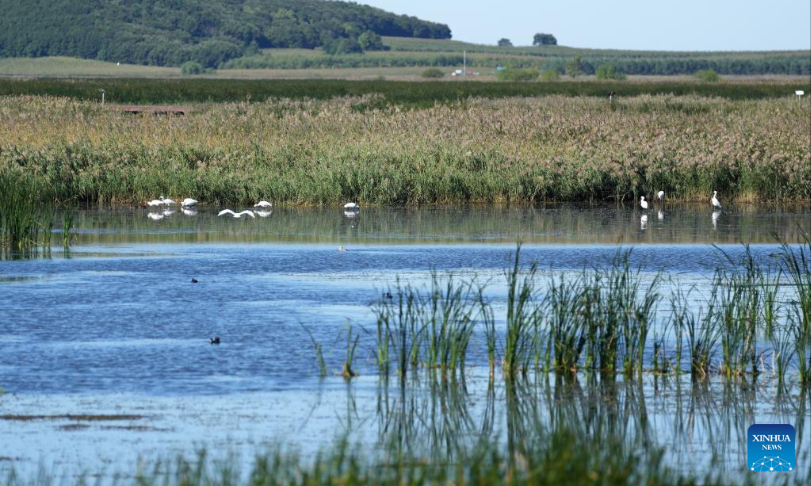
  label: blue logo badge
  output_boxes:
[748,424,795,472]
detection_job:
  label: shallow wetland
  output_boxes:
[1,204,810,484]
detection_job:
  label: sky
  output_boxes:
[359,0,811,51]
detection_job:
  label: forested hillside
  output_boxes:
[0,0,451,67]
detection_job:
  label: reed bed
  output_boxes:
[365,242,811,386]
[0,94,808,206]
[0,171,73,258]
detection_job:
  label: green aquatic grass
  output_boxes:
[367,242,811,382]
[0,171,73,258]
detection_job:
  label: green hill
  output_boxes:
[0,0,451,68]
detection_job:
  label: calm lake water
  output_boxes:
[1,204,809,483]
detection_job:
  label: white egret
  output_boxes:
[711,191,722,209]
[254,200,272,208]
[181,198,198,207]
[657,191,665,200]
[218,209,255,218]
[160,196,176,206]
[344,202,360,211]
[640,196,648,210]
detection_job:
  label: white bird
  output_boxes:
[160,196,176,206]
[254,200,272,208]
[344,202,360,211]
[657,191,665,200]
[218,209,255,218]
[640,196,648,210]
[147,199,163,207]
[147,212,164,221]
[181,198,198,207]
[711,191,722,209]
[338,246,347,252]
[255,210,272,218]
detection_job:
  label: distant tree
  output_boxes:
[497,38,512,47]
[595,63,626,80]
[180,61,204,74]
[694,69,720,82]
[358,30,385,51]
[421,67,444,78]
[533,33,557,46]
[322,37,363,55]
[565,56,582,77]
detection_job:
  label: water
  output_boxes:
[1,204,809,482]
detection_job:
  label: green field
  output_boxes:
[1,77,808,106]
[0,56,180,77]
[1,34,809,78]
[219,36,810,75]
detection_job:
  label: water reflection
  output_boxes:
[371,374,809,483]
[64,204,809,246]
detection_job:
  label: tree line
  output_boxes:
[0,0,451,67]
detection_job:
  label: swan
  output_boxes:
[181,198,198,207]
[254,200,272,208]
[147,199,163,207]
[218,209,255,218]
[657,191,665,200]
[160,196,176,206]
[711,191,722,209]
[344,202,360,211]
[640,196,648,210]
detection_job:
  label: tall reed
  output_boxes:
[502,246,542,378]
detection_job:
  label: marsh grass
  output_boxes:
[0,171,74,258]
[780,234,811,385]
[364,242,811,383]
[1,95,808,206]
[374,274,481,381]
[299,323,327,378]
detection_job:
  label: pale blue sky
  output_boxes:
[359,0,811,51]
